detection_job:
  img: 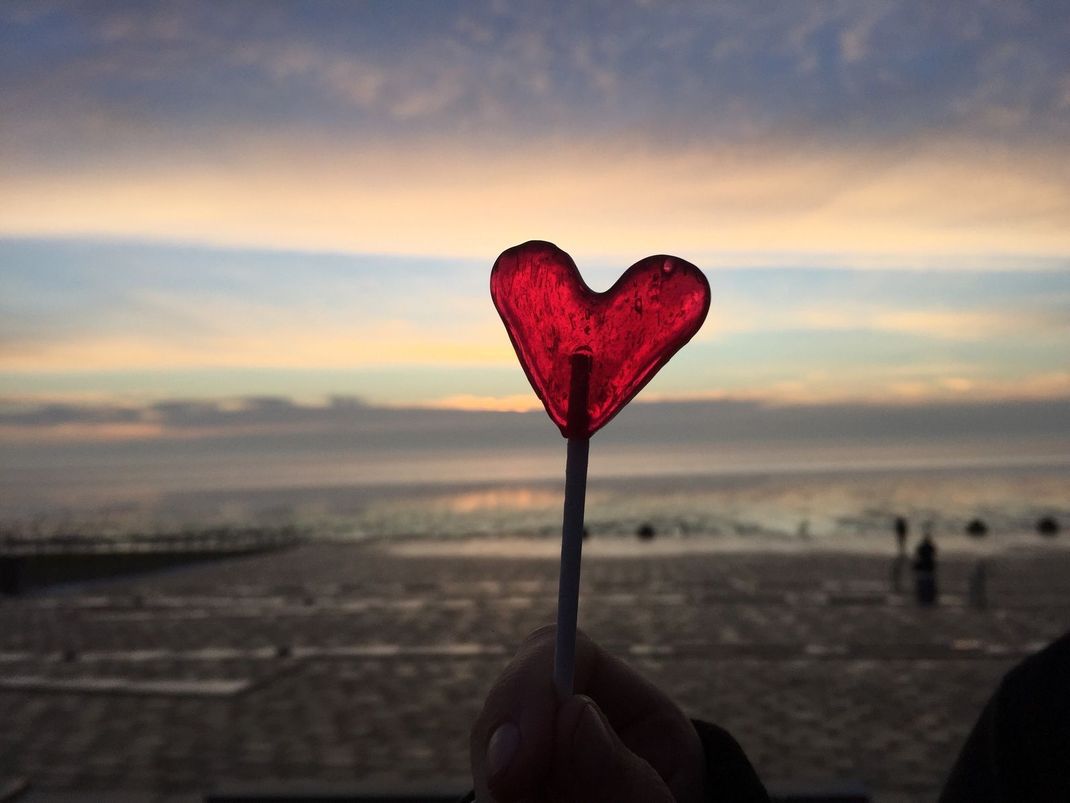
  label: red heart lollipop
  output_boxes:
[491,241,710,438]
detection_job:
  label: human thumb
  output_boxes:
[553,696,676,803]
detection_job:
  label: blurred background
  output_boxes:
[1,2,1068,801]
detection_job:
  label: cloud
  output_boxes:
[0,323,512,373]
[431,394,542,413]
[2,3,1069,260]
[3,395,1069,453]
[4,3,1069,152]
[0,394,549,448]
[0,401,143,428]
[3,137,1069,262]
[792,308,1057,341]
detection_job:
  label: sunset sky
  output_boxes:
[2,1,1069,445]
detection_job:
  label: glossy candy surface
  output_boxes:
[491,240,710,438]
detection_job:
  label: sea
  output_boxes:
[2,444,1068,553]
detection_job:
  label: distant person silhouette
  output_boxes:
[895,515,908,554]
[891,515,909,592]
[913,533,938,606]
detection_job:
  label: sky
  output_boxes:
[1,1,1069,466]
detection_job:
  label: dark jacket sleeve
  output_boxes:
[458,718,768,802]
[693,719,770,802]
[940,630,1070,803]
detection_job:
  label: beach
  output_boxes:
[1,537,1069,801]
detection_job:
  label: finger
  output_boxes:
[569,631,705,801]
[471,625,560,802]
[552,695,675,803]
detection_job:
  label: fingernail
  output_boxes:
[486,721,521,780]
[575,700,609,749]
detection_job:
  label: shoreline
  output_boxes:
[380,531,1067,559]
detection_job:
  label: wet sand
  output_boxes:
[1,537,1068,801]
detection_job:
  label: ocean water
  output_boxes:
[4,458,1068,553]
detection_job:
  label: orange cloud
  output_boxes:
[429,393,542,413]
[0,422,164,442]
[3,137,1068,264]
[0,326,514,373]
[794,308,1024,340]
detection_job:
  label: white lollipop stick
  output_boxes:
[554,352,592,698]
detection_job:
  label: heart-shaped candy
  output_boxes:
[491,241,710,438]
